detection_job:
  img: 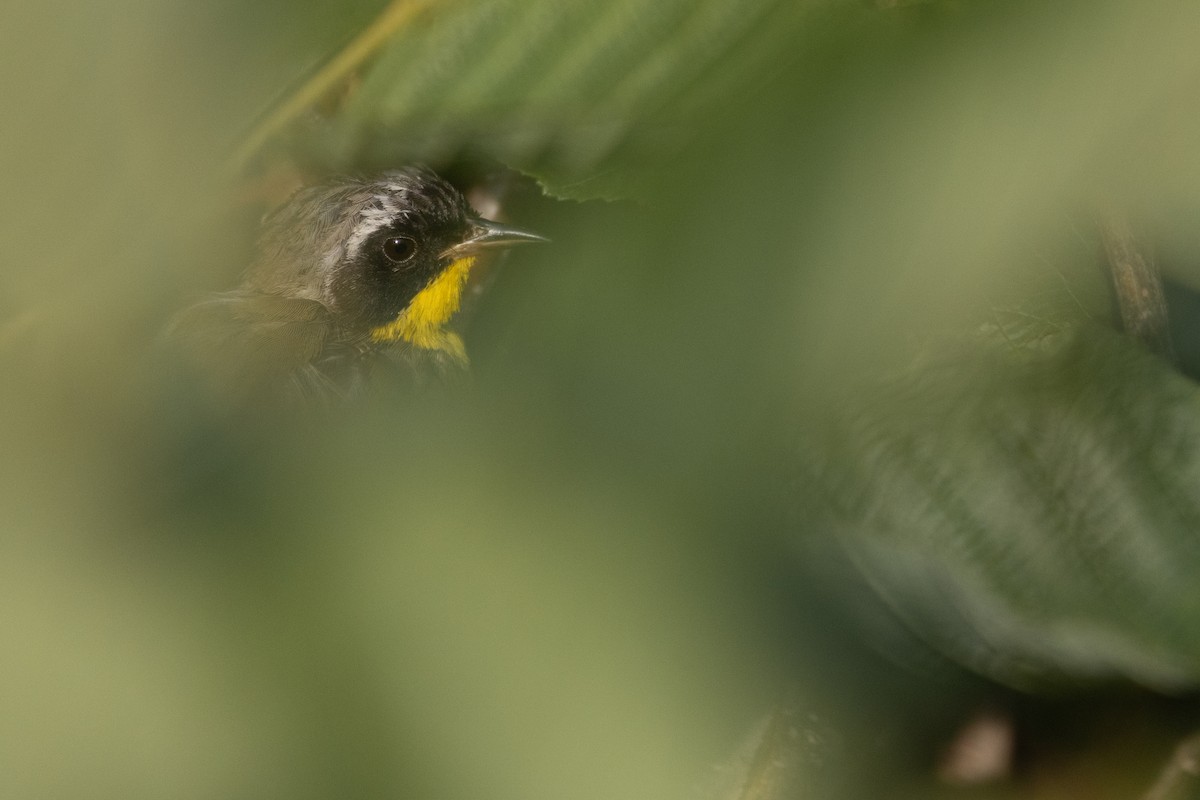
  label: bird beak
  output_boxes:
[440,219,548,260]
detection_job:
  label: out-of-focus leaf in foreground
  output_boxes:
[319,0,833,199]
[797,325,1200,692]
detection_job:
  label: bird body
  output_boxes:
[169,167,543,403]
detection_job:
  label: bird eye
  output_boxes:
[382,236,417,263]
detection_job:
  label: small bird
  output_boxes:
[169,167,545,404]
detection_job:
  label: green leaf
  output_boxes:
[326,0,837,199]
[797,326,1200,691]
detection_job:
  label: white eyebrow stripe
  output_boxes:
[343,194,406,262]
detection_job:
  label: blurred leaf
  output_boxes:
[797,326,1200,691]
[229,0,434,172]
[321,0,836,198]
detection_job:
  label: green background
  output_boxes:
[2,1,1199,797]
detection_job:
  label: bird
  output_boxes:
[168,166,545,405]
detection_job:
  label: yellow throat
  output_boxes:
[369,257,476,362]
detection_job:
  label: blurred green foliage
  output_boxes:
[3,0,1200,798]
[798,325,1200,690]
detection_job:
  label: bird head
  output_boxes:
[246,167,544,360]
